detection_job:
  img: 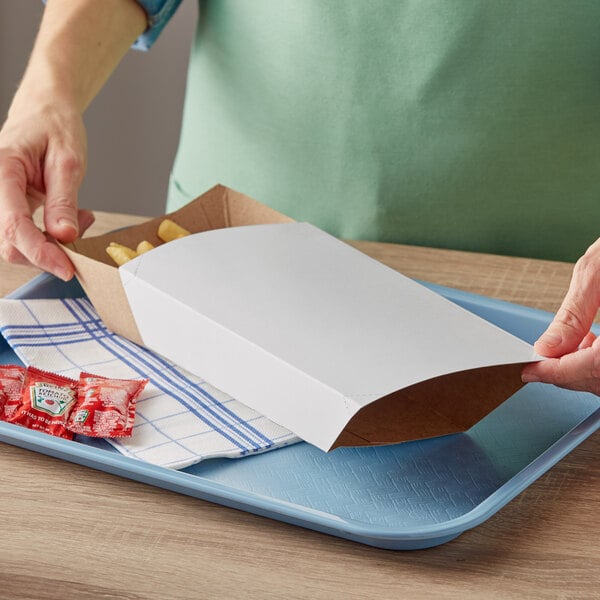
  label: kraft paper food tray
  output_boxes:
[63,185,539,451]
[63,185,293,343]
[1,274,599,550]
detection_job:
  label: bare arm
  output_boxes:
[0,0,147,280]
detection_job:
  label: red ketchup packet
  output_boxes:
[67,373,147,438]
[7,367,78,440]
[0,365,26,420]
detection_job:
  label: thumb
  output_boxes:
[535,246,600,357]
[43,148,85,243]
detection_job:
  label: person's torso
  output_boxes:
[170,0,600,261]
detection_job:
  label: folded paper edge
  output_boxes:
[330,362,532,450]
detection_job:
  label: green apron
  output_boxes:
[169,0,600,261]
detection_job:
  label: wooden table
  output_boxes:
[0,212,597,600]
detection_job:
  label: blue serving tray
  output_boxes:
[1,274,599,550]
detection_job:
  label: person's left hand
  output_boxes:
[522,238,600,396]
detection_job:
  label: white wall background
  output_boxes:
[0,0,197,217]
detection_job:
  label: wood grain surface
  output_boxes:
[0,212,597,600]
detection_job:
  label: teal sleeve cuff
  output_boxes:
[133,0,185,50]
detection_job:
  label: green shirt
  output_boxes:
[167,0,600,262]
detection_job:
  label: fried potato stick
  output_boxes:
[157,219,191,242]
[136,240,155,254]
[106,242,138,266]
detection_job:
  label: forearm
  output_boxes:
[10,0,147,116]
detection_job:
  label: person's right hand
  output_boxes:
[0,101,94,281]
[0,0,147,281]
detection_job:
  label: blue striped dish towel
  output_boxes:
[0,297,299,469]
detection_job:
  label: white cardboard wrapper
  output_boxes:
[117,221,539,451]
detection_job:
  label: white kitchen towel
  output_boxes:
[0,297,299,469]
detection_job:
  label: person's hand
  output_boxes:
[0,0,148,281]
[522,238,600,396]
[0,100,94,281]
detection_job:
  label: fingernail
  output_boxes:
[521,371,540,383]
[57,218,78,233]
[537,332,562,348]
[56,267,73,282]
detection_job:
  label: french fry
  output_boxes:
[106,243,138,266]
[106,219,189,266]
[136,240,155,254]
[157,219,191,243]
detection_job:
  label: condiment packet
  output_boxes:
[67,373,148,438]
[0,365,26,420]
[7,367,77,440]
